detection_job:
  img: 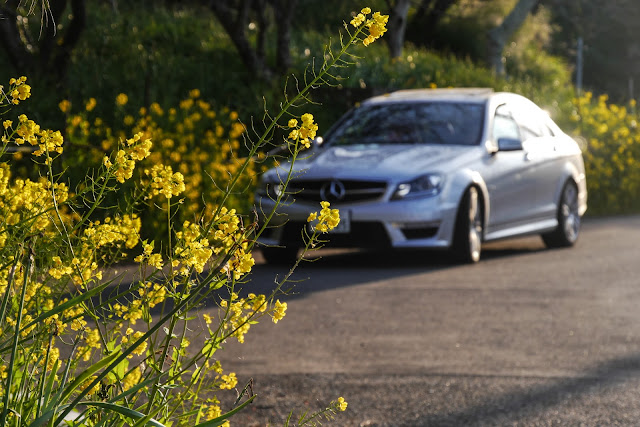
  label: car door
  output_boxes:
[511,102,566,221]
[481,103,541,235]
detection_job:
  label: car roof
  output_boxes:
[364,88,495,105]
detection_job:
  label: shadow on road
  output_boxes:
[414,354,640,426]
[238,235,547,301]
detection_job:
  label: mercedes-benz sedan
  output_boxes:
[255,88,587,264]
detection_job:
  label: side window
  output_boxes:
[512,102,550,141]
[492,105,520,142]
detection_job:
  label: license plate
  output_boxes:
[329,209,350,234]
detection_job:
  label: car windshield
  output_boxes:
[329,102,485,146]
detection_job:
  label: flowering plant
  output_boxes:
[0,6,386,426]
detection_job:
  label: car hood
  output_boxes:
[289,144,478,180]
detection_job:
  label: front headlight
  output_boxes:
[391,173,443,200]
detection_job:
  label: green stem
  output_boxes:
[0,246,31,426]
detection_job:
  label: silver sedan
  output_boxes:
[255,88,587,264]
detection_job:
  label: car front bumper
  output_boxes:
[255,195,459,250]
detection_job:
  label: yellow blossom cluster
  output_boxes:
[306,201,341,233]
[209,207,241,253]
[219,292,272,343]
[0,163,69,238]
[174,221,213,274]
[47,214,142,285]
[83,215,141,250]
[134,240,164,269]
[337,397,348,411]
[572,92,640,213]
[350,7,388,46]
[146,163,186,199]
[288,113,319,149]
[227,248,255,280]
[2,113,64,163]
[219,372,237,390]
[123,330,148,356]
[122,366,142,390]
[62,90,255,235]
[0,76,30,106]
[103,132,152,183]
[116,93,128,106]
[272,299,287,324]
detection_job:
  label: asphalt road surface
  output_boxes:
[212,215,640,426]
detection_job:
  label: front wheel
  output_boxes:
[452,186,483,263]
[542,181,580,248]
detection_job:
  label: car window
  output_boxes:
[492,105,520,141]
[511,101,553,141]
[328,102,485,146]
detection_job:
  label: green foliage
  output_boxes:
[3,1,640,219]
[0,7,386,423]
[570,93,640,215]
[58,90,258,242]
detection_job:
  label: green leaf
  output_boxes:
[40,358,60,416]
[82,401,166,427]
[29,403,74,427]
[0,279,113,352]
[57,350,121,405]
[193,395,256,427]
[109,375,162,403]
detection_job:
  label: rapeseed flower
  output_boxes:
[288,112,318,148]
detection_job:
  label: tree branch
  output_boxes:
[487,0,539,74]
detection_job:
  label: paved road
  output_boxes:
[212,215,640,426]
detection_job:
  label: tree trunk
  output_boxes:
[386,0,411,59]
[406,0,456,48]
[210,0,274,82]
[272,0,297,74]
[210,0,298,82]
[0,0,86,84]
[487,0,539,74]
[0,3,33,72]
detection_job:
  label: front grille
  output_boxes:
[288,179,387,204]
[279,221,391,248]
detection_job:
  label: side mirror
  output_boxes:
[497,137,523,151]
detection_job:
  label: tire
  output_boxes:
[542,181,580,248]
[452,186,483,263]
[260,246,299,265]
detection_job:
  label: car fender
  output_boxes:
[553,157,588,216]
[445,169,491,236]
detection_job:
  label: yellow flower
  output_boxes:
[12,83,30,102]
[148,164,186,199]
[288,113,319,148]
[361,11,388,46]
[351,13,365,27]
[220,372,237,389]
[116,93,128,106]
[58,99,71,113]
[308,201,340,233]
[85,97,97,111]
[272,300,287,323]
[337,397,348,411]
[123,366,142,390]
